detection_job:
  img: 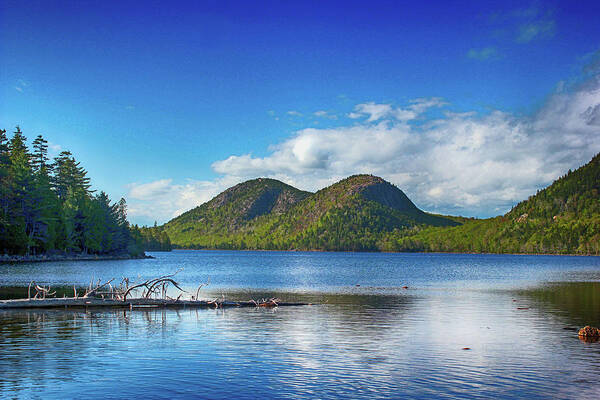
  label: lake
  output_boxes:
[2,250,600,399]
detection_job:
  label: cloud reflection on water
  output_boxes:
[2,286,600,398]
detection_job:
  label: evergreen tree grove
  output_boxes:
[0,126,144,257]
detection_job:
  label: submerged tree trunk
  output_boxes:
[1,271,309,310]
[0,297,308,309]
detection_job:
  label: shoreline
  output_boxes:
[170,248,598,257]
[0,253,153,264]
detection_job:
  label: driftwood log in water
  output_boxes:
[0,297,308,309]
[1,269,309,309]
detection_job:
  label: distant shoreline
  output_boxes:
[170,248,597,257]
[0,253,153,264]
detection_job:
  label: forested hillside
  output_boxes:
[139,224,172,251]
[159,154,599,255]
[162,174,457,251]
[0,126,145,257]
[387,154,600,255]
[164,178,311,247]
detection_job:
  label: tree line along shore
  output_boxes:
[154,154,599,255]
[0,126,171,259]
[2,124,597,259]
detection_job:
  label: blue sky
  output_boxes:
[1,0,599,225]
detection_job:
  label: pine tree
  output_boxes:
[81,196,105,253]
[7,127,35,254]
[112,198,130,252]
[31,135,49,173]
[0,125,145,257]
[0,129,10,252]
[95,191,117,252]
[52,151,92,201]
[52,151,93,252]
[29,134,59,253]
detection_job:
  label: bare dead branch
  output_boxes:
[194,277,210,300]
[122,269,186,301]
[84,278,115,298]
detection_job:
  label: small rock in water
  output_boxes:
[578,326,600,338]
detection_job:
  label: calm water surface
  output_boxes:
[1,251,600,399]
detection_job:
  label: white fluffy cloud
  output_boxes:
[211,77,600,217]
[349,102,393,121]
[128,75,600,223]
[314,110,337,119]
[348,98,445,122]
[127,176,240,223]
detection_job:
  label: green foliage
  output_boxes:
[52,150,91,201]
[137,224,172,251]
[0,126,143,257]
[162,174,458,251]
[164,178,311,246]
[160,161,599,255]
[387,154,600,255]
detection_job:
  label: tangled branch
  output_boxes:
[28,281,56,299]
[122,268,186,301]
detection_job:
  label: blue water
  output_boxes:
[2,250,600,293]
[2,251,600,399]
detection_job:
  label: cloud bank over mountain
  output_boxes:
[128,73,600,223]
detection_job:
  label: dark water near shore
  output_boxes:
[2,250,600,399]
